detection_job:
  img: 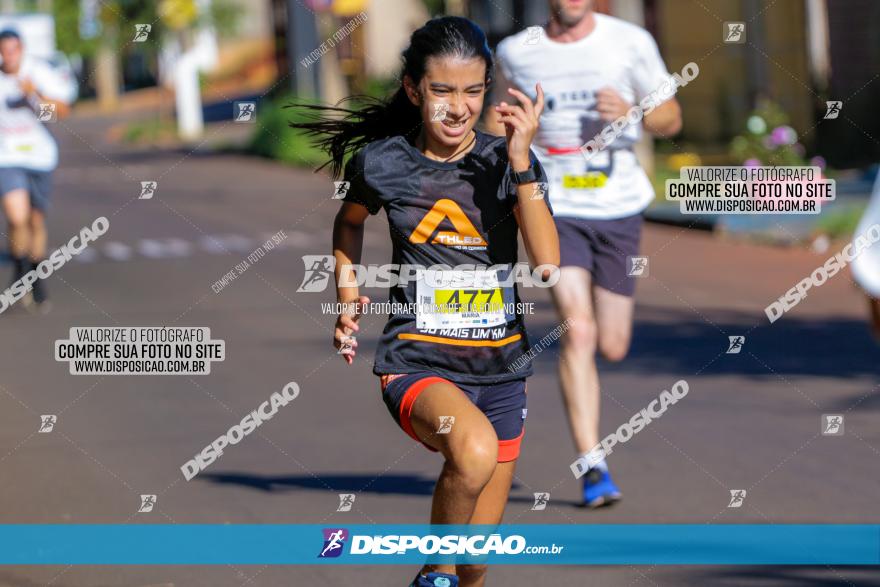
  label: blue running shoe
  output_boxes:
[410,570,459,587]
[583,467,622,508]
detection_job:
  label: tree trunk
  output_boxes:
[95,27,120,112]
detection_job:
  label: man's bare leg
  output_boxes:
[550,266,601,454]
[26,207,50,305]
[3,189,33,292]
[28,207,47,261]
[551,267,636,506]
[3,189,31,262]
[592,285,635,363]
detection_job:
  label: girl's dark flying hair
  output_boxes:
[289,16,493,178]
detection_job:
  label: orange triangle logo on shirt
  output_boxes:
[409,199,487,247]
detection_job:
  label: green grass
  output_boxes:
[120,118,178,144]
[649,164,681,205]
[247,95,332,169]
[815,204,868,238]
[246,81,397,170]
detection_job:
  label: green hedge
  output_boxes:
[248,95,330,169]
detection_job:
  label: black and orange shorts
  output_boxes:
[379,371,527,462]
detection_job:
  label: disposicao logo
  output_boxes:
[318,528,349,558]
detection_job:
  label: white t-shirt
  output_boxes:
[494,14,673,219]
[0,56,76,171]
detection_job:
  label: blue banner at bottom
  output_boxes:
[1,525,878,565]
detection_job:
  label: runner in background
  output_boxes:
[0,28,76,310]
[485,0,683,507]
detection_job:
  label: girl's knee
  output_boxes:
[446,426,498,494]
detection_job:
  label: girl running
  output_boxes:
[292,16,558,587]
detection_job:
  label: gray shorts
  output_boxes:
[554,213,644,296]
[0,167,53,212]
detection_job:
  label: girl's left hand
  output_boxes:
[495,83,544,169]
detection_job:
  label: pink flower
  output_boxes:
[770,125,797,146]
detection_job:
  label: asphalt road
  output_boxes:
[0,113,878,586]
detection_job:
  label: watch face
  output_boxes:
[513,166,538,184]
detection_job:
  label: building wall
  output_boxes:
[227,0,273,39]
[656,0,813,145]
[363,0,429,78]
[820,0,880,167]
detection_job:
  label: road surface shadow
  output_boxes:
[200,471,440,495]
[826,386,880,411]
[199,472,530,498]
[506,494,584,508]
[683,566,880,586]
[526,306,880,381]
[200,472,594,508]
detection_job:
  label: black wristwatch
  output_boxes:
[510,160,540,185]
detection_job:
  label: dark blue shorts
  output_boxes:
[0,167,54,212]
[379,372,527,462]
[554,213,644,296]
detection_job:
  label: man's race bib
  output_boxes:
[562,171,608,189]
[415,268,513,330]
[0,114,58,170]
[550,150,613,198]
[5,132,36,154]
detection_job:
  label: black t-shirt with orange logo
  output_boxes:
[342,130,551,384]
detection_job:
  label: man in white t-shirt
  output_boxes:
[485,0,682,507]
[0,29,76,310]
